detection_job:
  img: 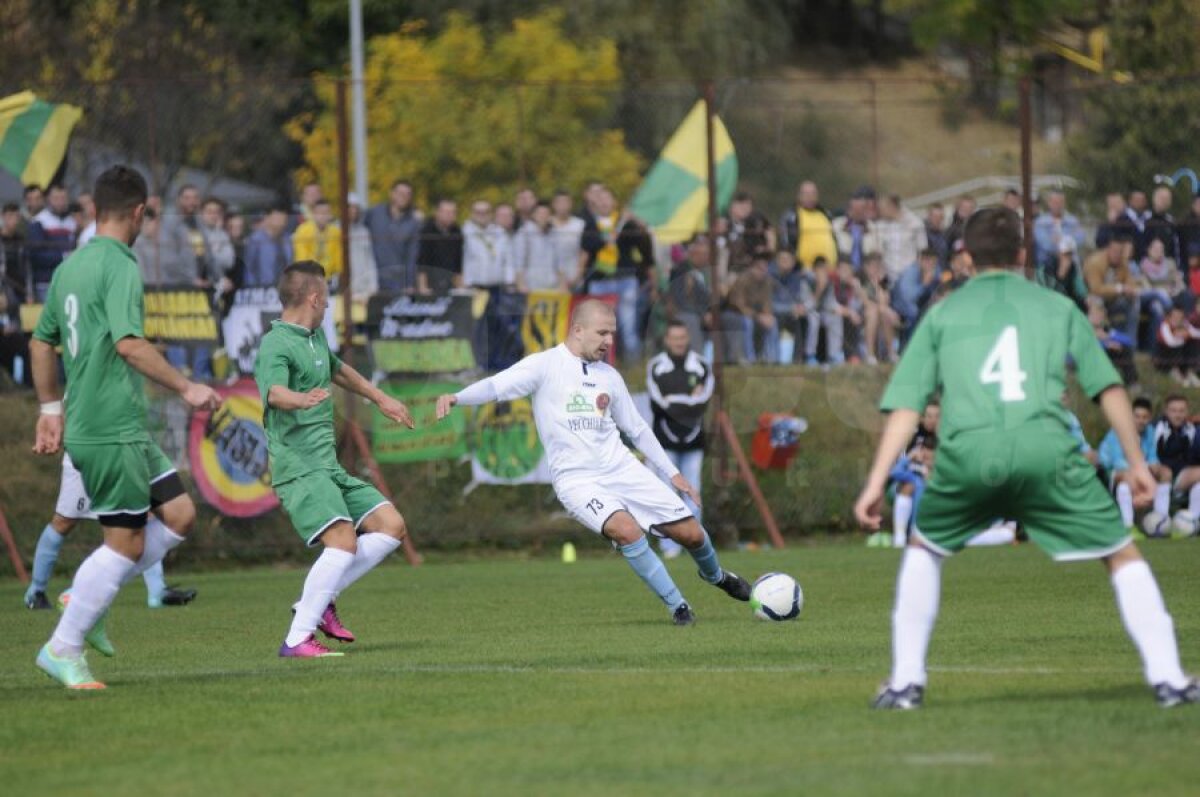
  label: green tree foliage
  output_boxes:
[289,12,644,207]
[1068,0,1200,195]
[885,0,1085,103]
[0,0,302,196]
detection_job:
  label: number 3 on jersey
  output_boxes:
[979,326,1027,402]
[64,293,80,359]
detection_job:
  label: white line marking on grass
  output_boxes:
[904,753,995,767]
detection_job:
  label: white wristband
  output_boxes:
[40,401,64,416]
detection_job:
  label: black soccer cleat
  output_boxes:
[712,570,752,602]
[1154,678,1200,708]
[672,602,696,626]
[25,590,52,610]
[160,586,198,606]
[871,682,925,710]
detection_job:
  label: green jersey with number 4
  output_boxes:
[881,269,1120,434]
[31,236,150,446]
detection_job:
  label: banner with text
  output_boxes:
[366,293,475,375]
[223,287,338,376]
[373,381,468,464]
[21,286,218,350]
[187,378,279,518]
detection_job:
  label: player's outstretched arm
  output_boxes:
[30,338,64,455]
[267,385,331,411]
[854,408,920,529]
[436,353,546,421]
[332,364,413,428]
[114,336,220,410]
[1097,386,1156,507]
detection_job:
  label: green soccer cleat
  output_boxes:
[58,591,115,658]
[36,644,106,690]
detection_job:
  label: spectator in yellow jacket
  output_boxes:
[292,199,343,282]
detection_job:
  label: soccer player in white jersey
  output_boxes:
[436,300,750,624]
[23,453,197,610]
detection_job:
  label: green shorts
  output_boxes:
[275,467,390,546]
[66,440,174,516]
[915,427,1129,561]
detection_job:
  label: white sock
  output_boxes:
[335,533,401,596]
[890,545,943,688]
[121,517,185,584]
[286,548,355,647]
[1189,483,1200,517]
[892,494,913,549]
[1154,483,1171,517]
[966,525,1016,546]
[1111,560,1188,688]
[1115,483,1134,528]
[50,546,137,656]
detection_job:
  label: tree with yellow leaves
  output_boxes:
[288,11,643,209]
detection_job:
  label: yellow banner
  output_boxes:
[520,290,571,355]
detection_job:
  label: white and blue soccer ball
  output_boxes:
[1172,510,1199,538]
[1142,511,1171,539]
[750,573,803,621]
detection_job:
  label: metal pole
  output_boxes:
[336,79,353,354]
[1019,76,1034,273]
[869,78,879,189]
[350,0,369,205]
[704,82,726,479]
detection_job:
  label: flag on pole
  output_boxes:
[0,91,83,189]
[629,100,737,245]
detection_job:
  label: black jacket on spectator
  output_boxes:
[666,261,711,318]
[1144,211,1180,264]
[647,349,713,452]
[417,218,464,295]
[579,215,654,288]
[1,229,28,316]
[1153,418,1200,477]
[1095,215,1138,250]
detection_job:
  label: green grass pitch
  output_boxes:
[2,542,1198,796]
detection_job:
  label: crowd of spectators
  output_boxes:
[5,174,1200,386]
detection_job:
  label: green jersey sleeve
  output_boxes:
[32,282,60,346]
[105,260,145,342]
[331,351,344,375]
[254,333,292,407]
[1067,305,1120,399]
[880,310,939,413]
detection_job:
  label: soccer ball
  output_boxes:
[750,573,803,621]
[1142,511,1171,539]
[1172,510,1199,538]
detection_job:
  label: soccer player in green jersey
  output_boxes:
[855,208,1197,709]
[29,165,221,690]
[255,261,413,658]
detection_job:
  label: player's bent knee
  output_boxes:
[602,512,643,546]
[320,521,358,554]
[898,483,915,496]
[102,525,147,561]
[50,513,76,535]
[364,503,406,541]
[1103,541,1144,574]
[661,518,704,548]
[156,495,197,536]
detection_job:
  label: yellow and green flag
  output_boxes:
[0,91,83,189]
[629,100,737,245]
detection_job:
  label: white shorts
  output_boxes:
[555,460,692,536]
[55,453,97,520]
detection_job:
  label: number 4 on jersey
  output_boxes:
[979,325,1027,402]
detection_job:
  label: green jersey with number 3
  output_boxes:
[880,269,1120,435]
[31,236,150,445]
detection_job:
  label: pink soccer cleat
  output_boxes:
[278,635,344,658]
[318,603,356,643]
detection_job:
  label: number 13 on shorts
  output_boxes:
[980,326,1027,402]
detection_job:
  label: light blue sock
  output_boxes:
[688,530,723,584]
[143,560,167,603]
[620,536,685,611]
[28,525,64,596]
